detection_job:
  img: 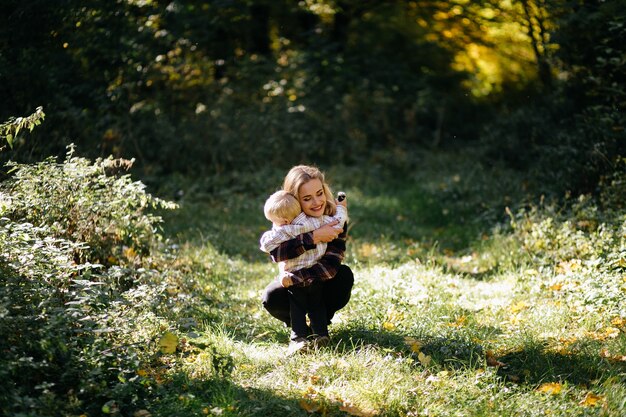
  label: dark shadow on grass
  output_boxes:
[329,325,486,370]
[495,341,626,386]
[159,372,353,417]
[153,374,302,417]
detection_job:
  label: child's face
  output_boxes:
[272,217,291,227]
[298,179,326,218]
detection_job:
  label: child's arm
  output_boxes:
[281,222,348,287]
[259,213,317,253]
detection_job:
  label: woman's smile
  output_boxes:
[298,179,326,217]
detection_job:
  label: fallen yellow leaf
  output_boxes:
[158,332,179,354]
[509,300,529,313]
[418,351,432,366]
[404,337,422,353]
[605,327,621,338]
[486,350,506,368]
[611,317,626,328]
[382,321,396,331]
[124,246,138,260]
[579,392,603,407]
[556,259,582,274]
[299,398,321,413]
[339,402,379,417]
[537,382,562,395]
[448,315,467,327]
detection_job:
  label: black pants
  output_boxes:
[288,282,327,339]
[261,264,354,328]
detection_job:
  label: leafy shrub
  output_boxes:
[0,148,182,416]
[0,106,45,149]
[3,145,177,265]
[507,191,625,317]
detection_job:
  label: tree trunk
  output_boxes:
[521,0,552,88]
[249,4,270,55]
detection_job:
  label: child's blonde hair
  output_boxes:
[283,165,336,216]
[264,190,301,224]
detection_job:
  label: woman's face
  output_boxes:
[298,178,326,217]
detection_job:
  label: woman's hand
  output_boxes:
[313,221,341,243]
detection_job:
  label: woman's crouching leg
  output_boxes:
[261,279,291,327]
[323,265,354,324]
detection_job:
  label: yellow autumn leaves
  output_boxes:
[158,331,179,354]
[298,375,379,416]
[536,382,605,407]
[404,337,432,366]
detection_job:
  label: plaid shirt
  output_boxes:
[259,206,347,275]
[269,223,348,288]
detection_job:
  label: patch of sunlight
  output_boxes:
[239,341,286,363]
[456,278,516,311]
[300,0,336,20]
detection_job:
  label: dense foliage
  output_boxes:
[1,0,623,195]
[0,149,181,415]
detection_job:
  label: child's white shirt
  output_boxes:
[259,205,347,273]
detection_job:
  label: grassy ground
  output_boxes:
[152,151,626,417]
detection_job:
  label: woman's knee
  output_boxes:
[335,265,354,289]
[262,280,288,307]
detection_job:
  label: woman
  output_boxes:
[261,165,354,333]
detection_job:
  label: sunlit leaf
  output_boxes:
[382,321,396,331]
[486,350,506,368]
[448,315,467,327]
[509,300,529,313]
[404,337,422,353]
[124,246,138,260]
[299,398,321,413]
[158,331,179,354]
[579,392,603,407]
[537,382,562,395]
[556,259,582,274]
[418,352,432,366]
[339,401,379,417]
[102,400,118,414]
[300,386,323,413]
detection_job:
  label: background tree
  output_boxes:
[0,0,623,195]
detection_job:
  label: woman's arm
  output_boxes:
[268,221,341,261]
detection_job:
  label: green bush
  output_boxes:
[3,145,176,265]
[507,191,625,317]
[0,148,179,416]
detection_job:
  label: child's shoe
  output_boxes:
[287,337,308,356]
[311,335,330,349]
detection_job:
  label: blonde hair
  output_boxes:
[264,190,301,224]
[283,165,336,216]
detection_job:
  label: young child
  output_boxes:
[260,190,347,352]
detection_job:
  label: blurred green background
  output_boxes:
[1,0,624,197]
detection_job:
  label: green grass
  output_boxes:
[149,151,626,416]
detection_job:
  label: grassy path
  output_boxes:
[158,157,625,416]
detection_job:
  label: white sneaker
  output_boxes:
[287,337,308,356]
